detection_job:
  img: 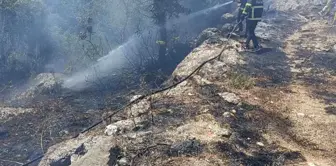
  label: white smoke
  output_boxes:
[62,1,234,91]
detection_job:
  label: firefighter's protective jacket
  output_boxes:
[242,0,264,21]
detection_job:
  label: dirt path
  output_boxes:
[239,16,336,165]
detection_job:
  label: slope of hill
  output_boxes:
[1,1,336,166]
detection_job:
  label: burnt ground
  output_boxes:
[66,11,335,165]
[0,88,138,166]
[109,11,336,166]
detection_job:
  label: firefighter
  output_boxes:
[242,0,263,51]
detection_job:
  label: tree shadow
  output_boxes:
[240,46,292,87]
[325,106,336,115]
[238,10,315,88]
[217,142,305,166]
[195,84,311,165]
[311,53,336,71]
[313,90,336,105]
[292,48,336,112]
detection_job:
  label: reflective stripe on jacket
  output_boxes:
[243,0,263,21]
[239,0,248,10]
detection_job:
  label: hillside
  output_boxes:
[1,1,336,166]
[36,2,336,166]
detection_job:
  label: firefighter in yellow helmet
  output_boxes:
[242,0,263,51]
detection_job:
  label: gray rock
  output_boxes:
[39,135,115,166]
[173,40,238,78]
[221,23,234,33]
[223,112,232,118]
[221,13,235,23]
[12,73,64,103]
[256,142,265,147]
[218,92,240,104]
[112,117,147,133]
[50,156,71,166]
[206,36,223,44]
[332,44,336,53]
[35,73,64,91]
[195,28,221,46]
[130,95,143,102]
[218,128,232,137]
[104,124,119,136]
[117,157,128,166]
[128,96,150,118]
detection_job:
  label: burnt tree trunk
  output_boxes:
[153,0,168,64]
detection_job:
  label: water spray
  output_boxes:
[62,1,234,91]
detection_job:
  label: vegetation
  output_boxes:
[228,72,255,90]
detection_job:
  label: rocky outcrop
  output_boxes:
[39,33,245,166]
[174,38,243,82]
[195,28,222,47]
[39,135,117,166]
[221,13,235,23]
[218,92,241,104]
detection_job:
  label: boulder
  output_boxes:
[218,92,240,104]
[112,116,147,133]
[104,124,119,136]
[221,23,234,33]
[217,128,232,137]
[221,13,235,23]
[12,73,65,103]
[223,112,233,118]
[128,95,150,118]
[117,157,129,166]
[256,142,265,147]
[34,73,64,93]
[332,44,336,53]
[39,136,116,166]
[173,41,225,78]
[195,28,221,46]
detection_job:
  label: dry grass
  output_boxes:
[228,72,255,90]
